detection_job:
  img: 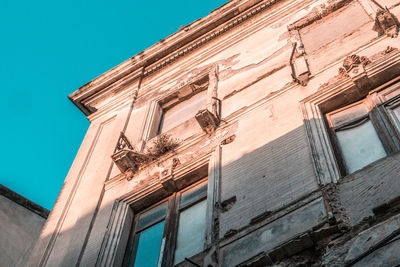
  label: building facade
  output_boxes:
[28,0,400,266]
[0,185,49,267]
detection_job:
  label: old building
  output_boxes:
[0,185,49,267]
[27,0,400,266]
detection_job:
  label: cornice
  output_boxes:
[69,0,285,116]
[142,0,282,77]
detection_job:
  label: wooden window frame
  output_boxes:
[122,178,208,267]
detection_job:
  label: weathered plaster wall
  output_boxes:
[339,153,400,226]
[0,193,47,267]
[28,0,400,266]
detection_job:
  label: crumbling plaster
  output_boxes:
[28,0,400,266]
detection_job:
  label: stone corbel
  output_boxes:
[372,3,399,38]
[288,29,310,86]
[111,132,147,180]
[196,66,221,133]
[338,54,371,90]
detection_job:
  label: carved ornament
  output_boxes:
[373,8,399,38]
[111,150,147,180]
[111,132,147,180]
[338,54,372,90]
[114,132,133,153]
[338,54,370,78]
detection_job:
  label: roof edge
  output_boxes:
[0,184,50,219]
[69,0,275,115]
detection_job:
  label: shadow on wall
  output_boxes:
[28,120,400,266]
[28,124,321,266]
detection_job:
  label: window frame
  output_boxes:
[137,66,220,152]
[97,134,221,267]
[301,51,400,184]
[157,84,209,135]
[122,178,209,267]
[324,98,391,175]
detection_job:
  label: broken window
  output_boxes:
[123,179,208,266]
[136,69,220,146]
[325,97,395,175]
[159,89,208,134]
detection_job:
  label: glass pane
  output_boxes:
[136,202,167,231]
[336,120,387,174]
[161,90,207,133]
[180,181,207,209]
[391,105,400,131]
[174,199,207,264]
[132,220,165,267]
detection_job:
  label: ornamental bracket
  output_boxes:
[371,1,399,38]
[111,132,147,180]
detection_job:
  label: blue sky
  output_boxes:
[1,0,229,210]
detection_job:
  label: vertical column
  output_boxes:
[205,145,222,247]
[96,201,133,267]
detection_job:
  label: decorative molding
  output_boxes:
[114,132,133,153]
[137,100,163,151]
[338,54,371,89]
[206,146,222,247]
[142,0,282,77]
[69,0,286,116]
[287,0,353,31]
[96,201,132,267]
[39,116,116,266]
[97,149,219,265]
[195,109,220,133]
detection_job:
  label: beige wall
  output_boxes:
[28,0,400,265]
[0,193,47,267]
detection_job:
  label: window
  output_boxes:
[123,179,208,267]
[137,68,220,148]
[158,89,208,134]
[325,100,387,174]
[302,73,400,184]
[387,95,400,132]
